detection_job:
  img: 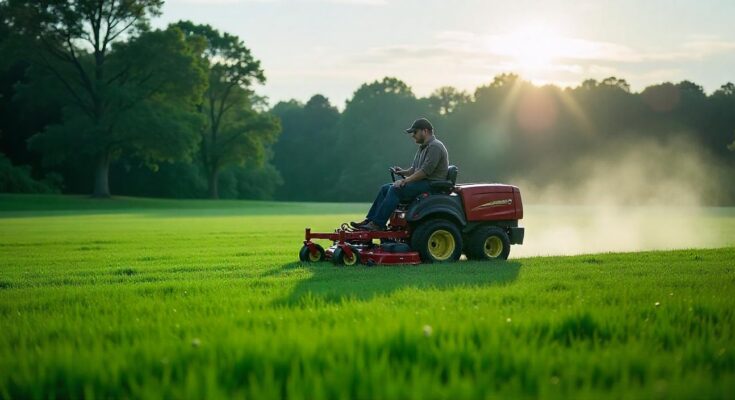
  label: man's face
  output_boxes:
[411,129,427,144]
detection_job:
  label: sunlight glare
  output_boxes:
[486,25,591,73]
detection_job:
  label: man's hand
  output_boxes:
[392,179,406,188]
[391,166,407,177]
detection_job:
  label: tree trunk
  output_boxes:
[92,152,111,198]
[208,168,219,199]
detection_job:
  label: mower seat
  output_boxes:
[428,165,458,194]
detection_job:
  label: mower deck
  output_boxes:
[304,227,421,266]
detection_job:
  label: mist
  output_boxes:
[509,135,735,257]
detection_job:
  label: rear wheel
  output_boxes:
[299,244,325,262]
[466,226,511,260]
[410,219,463,263]
[332,245,360,266]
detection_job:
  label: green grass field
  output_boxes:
[1,194,734,399]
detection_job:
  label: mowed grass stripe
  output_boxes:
[0,195,733,399]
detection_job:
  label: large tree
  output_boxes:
[2,0,207,197]
[173,21,280,199]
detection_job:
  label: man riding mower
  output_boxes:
[299,118,525,266]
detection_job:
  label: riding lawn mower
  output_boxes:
[298,165,524,266]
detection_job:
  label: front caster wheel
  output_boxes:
[332,245,360,266]
[299,244,325,262]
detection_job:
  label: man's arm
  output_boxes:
[403,169,426,183]
[395,144,443,187]
[395,149,420,177]
[393,166,415,176]
[394,169,426,187]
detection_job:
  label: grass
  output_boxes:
[0,194,734,399]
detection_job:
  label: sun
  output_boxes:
[486,25,578,72]
[507,26,561,68]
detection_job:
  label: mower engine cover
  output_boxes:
[456,184,523,221]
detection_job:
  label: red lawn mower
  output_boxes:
[298,165,525,266]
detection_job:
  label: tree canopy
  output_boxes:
[3,0,206,197]
[173,20,279,199]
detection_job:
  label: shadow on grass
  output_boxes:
[269,260,522,306]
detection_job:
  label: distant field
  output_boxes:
[1,194,734,398]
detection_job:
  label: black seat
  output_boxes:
[429,165,458,194]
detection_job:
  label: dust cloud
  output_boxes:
[509,136,735,257]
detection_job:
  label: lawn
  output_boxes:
[1,194,734,399]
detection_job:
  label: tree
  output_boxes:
[677,80,705,96]
[173,21,280,199]
[3,0,207,197]
[271,94,340,201]
[0,153,61,193]
[580,79,598,90]
[600,76,631,92]
[711,83,735,154]
[489,73,521,89]
[428,86,471,115]
[715,82,735,97]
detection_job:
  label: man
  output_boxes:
[352,117,449,231]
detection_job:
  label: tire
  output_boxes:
[466,226,511,260]
[332,245,360,266]
[410,219,463,263]
[299,244,325,262]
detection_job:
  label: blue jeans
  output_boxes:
[366,180,433,227]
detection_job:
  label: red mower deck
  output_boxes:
[303,227,421,266]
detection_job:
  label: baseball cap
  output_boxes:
[405,118,434,133]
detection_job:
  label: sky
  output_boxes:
[158,0,735,108]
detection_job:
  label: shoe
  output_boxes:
[350,219,369,228]
[362,221,386,231]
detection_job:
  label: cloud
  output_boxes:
[168,0,388,4]
[167,0,276,3]
[338,29,735,95]
[323,0,387,4]
[438,30,641,63]
[356,30,735,66]
[662,37,735,60]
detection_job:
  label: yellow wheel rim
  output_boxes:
[343,249,358,266]
[484,236,503,258]
[428,230,455,261]
[308,250,321,262]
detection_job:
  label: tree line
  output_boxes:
[2,1,734,203]
[272,76,735,204]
